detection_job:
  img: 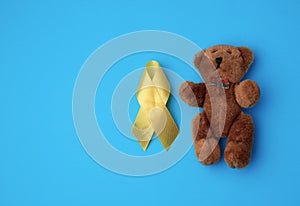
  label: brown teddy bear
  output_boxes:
[179,45,260,168]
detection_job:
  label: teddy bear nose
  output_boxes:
[216,57,223,64]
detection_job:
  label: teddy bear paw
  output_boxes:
[224,141,251,168]
[194,138,221,165]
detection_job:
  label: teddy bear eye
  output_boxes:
[226,50,232,54]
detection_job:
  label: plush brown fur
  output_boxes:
[179,45,260,168]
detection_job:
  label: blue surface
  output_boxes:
[1,0,300,205]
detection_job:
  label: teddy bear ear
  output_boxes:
[194,50,205,68]
[239,46,254,68]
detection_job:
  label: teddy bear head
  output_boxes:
[194,45,254,83]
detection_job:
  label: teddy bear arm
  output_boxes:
[179,81,206,107]
[234,80,260,108]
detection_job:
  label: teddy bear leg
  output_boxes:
[192,112,221,165]
[224,113,254,168]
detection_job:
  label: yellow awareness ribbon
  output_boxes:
[132,60,179,151]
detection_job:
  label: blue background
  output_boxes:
[1,0,299,205]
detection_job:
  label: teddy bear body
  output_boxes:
[203,83,241,136]
[179,45,260,168]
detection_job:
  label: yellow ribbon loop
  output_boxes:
[132,60,179,151]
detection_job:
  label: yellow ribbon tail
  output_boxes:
[155,108,179,151]
[132,109,153,151]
